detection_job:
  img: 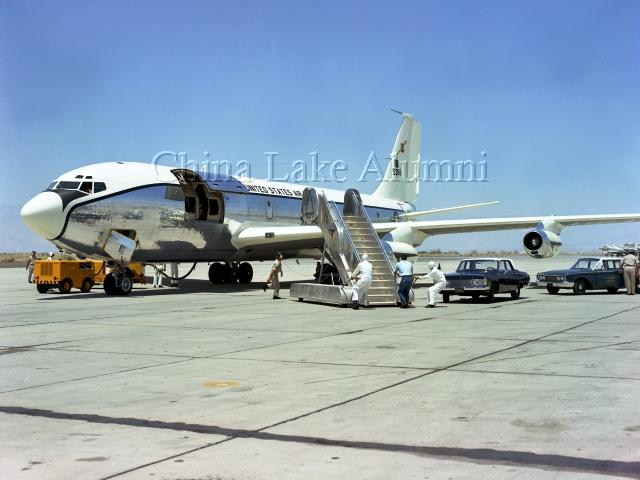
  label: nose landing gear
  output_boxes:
[208,262,253,284]
[104,263,133,296]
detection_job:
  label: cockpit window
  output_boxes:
[46,179,106,194]
[56,181,81,190]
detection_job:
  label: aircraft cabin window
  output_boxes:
[56,181,81,190]
[79,182,92,194]
[94,182,107,193]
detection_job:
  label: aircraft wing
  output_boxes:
[372,213,640,236]
[230,213,640,252]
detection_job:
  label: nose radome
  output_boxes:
[20,192,64,239]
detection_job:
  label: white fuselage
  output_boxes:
[21,162,411,262]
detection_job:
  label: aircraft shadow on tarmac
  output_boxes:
[35,279,309,300]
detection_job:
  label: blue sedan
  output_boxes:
[537,257,635,294]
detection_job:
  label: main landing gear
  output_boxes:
[208,262,253,284]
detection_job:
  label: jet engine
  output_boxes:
[523,229,562,259]
[382,240,418,259]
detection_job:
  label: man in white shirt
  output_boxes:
[350,253,372,310]
[394,254,414,308]
[621,251,638,295]
[419,261,447,308]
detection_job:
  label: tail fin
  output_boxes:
[372,113,422,204]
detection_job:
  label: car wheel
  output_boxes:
[546,286,560,294]
[58,278,72,294]
[36,283,49,294]
[573,279,587,295]
[487,289,495,303]
[510,287,521,300]
[442,293,450,303]
[471,294,480,301]
[606,287,618,294]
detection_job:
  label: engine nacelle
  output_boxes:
[382,241,419,259]
[523,229,562,259]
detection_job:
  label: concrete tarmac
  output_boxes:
[1,256,639,479]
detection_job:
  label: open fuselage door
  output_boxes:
[171,169,224,223]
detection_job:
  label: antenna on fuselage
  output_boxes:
[390,108,403,115]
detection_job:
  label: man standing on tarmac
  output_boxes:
[170,262,179,287]
[419,261,447,308]
[350,253,373,310]
[26,251,37,283]
[264,253,284,299]
[621,250,638,295]
[394,254,414,308]
[153,263,165,288]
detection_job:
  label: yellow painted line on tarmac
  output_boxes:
[203,380,240,388]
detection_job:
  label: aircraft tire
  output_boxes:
[223,263,238,284]
[238,262,253,283]
[208,263,225,284]
[104,273,117,295]
[119,275,133,295]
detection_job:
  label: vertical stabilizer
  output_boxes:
[372,113,421,204]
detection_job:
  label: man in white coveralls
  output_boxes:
[350,253,373,310]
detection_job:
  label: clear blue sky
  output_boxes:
[1,0,638,252]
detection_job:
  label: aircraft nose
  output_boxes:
[20,192,65,239]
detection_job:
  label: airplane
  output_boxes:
[20,113,640,295]
[602,242,638,256]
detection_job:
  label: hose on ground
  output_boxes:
[145,262,198,281]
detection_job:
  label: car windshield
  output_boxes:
[457,260,499,271]
[571,258,599,269]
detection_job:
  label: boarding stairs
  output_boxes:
[291,188,398,306]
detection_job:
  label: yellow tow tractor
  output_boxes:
[33,260,146,294]
[33,260,96,294]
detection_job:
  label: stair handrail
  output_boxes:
[346,190,396,277]
[317,193,359,286]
